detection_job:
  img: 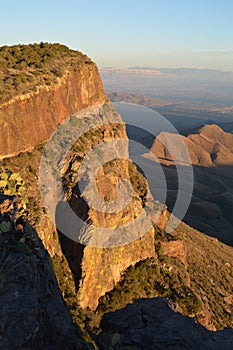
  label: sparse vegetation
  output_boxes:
[0,145,44,226]
[0,167,26,196]
[0,128,232,337]
[0,42,93,103]
[86,241,203,334]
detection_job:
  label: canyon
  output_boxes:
[0,44,233,349]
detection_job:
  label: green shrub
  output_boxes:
[0,42,89,103]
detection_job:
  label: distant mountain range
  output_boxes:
[100,67,233,105]
[131,65,233,72]
[103,66,233,77]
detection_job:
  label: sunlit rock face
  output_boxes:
[0,61,105,158]
[53,102,160,309]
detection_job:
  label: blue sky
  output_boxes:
[1,0,233,70]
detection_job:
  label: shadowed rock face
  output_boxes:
[98,298,233,350]
[0,196,91,350]
[0,62,105,158]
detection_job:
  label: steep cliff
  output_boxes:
[57,102,158,309]
[0,43,106,158]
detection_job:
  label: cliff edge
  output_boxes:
[0,43,106,157]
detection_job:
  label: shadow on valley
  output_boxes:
[126,124,233,246]
[137,154,233,246]
[56,226,85,290]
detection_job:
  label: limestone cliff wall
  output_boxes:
[0,63,106,158]
[58,103,158,309]
[0,57,158,311]
[79,229,156,309]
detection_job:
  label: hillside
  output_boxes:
[0,196,91,350]
[146,124,233,245]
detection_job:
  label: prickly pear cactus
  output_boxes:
[0,220,12,233]
[0,167,28,213]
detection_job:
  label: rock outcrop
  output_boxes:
[53,102,159,310]
[0,44,157,313]
[150,124,233,167]
[145,125,233,245]
[0,195,91,350]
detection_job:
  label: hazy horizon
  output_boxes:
[100,65,233,73]
[1,0,233,71]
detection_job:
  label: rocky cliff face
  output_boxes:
[56,102,159,309]
[78,230,156,309]
[0,63,105,158]
[0,43,159,312]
